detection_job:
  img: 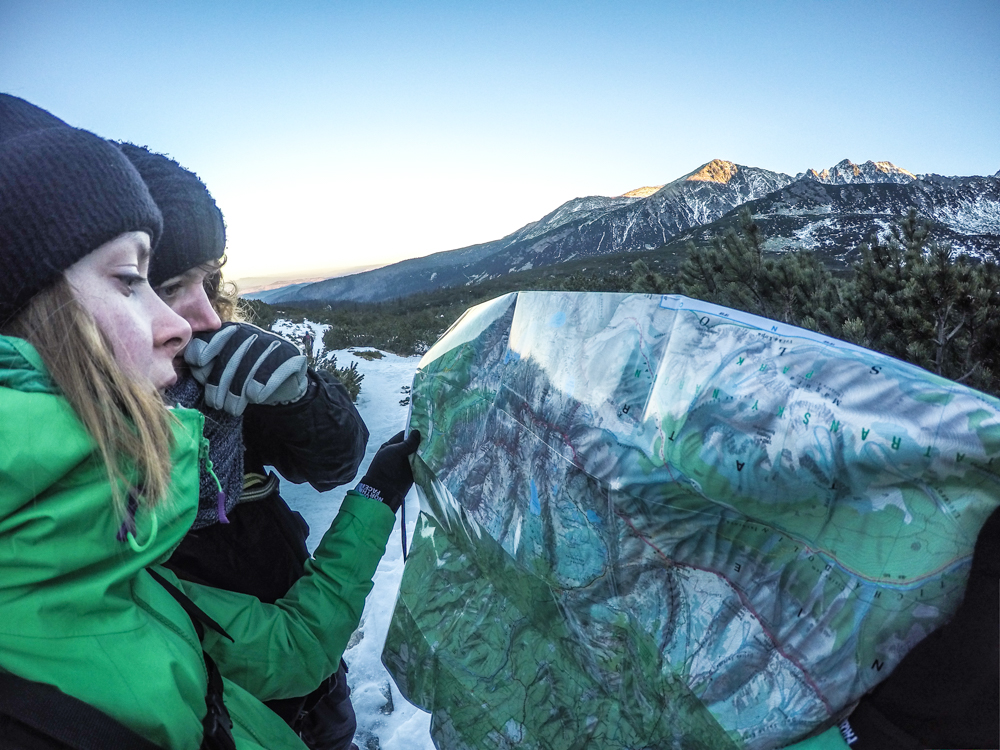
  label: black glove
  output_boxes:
[185,322,309,416]
[355,430,421,512]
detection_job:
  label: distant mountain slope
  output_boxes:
[256,160,791,304]
[252,191,644,304]
[254,159,999,305]
[673,173,1000,265]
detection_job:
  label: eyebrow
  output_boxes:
[138,245,151,265]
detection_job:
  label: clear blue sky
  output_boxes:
[2,0,998,282]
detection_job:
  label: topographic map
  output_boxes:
[383,292,1000,749]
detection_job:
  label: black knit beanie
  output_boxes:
[0,94,163,322]
[0,92,68,137]
[119,143,226,288]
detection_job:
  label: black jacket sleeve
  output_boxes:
[242,368,370,491]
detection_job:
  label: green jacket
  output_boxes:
[0,335,396,749]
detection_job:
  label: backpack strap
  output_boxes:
[0,671,163,750]
[146,568,237,750]
[147,569,233,644]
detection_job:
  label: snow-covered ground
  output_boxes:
[272,320,435,750]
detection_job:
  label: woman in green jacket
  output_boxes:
[0,95,418,749]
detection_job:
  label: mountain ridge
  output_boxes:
[799,158,917,185]
[252,159,999,305]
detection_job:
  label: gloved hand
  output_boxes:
[184,322,309,416]
[355,430,421,512]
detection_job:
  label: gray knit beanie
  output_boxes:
[119,143,226,288]
[0,94,163,322]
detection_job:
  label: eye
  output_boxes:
[116,273,147,296]
[157,282,183,301]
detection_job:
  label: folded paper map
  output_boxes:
[384,292,1000,749]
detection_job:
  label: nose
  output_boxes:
[153,295,192,356]
[187,288,222,334]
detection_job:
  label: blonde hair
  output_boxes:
[3,277,176,514]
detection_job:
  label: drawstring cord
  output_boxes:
[117,430,229,552]
[199,435,229,524]
[115,492,140,543]
[116,488,159,552]
[127,513,158,553]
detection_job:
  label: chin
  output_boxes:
[155,369,179,392]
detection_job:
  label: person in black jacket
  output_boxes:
[120,143,369,750]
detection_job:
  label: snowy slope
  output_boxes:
[272,320,432,750]
[671,174,1000,262]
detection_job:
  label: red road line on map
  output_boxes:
[612,507,835,715]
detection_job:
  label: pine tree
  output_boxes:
[838,225,911,355]
[677,207,840,331]
[315,354,364,402]
[239,298,276,328]
[678,208,770,315]
[839,208,1000,392]
[629,259,671,294]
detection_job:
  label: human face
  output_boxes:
[155,264,223,336]
[64,232,191,390]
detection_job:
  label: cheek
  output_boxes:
[89,301,154,377]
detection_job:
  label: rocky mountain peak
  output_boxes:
[803,159,915,185]
[870,160,915,178]
[619,185,665,198]
[685,159,739,184]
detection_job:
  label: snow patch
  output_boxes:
[276,338,433,749]
[272,319,329,359]
[792,217,836,248]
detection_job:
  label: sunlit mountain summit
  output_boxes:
[801,158,916,184]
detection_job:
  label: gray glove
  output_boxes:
[184,322,309,416]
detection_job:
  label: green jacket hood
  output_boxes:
[0,335,59,394]
[0,334,203,635]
